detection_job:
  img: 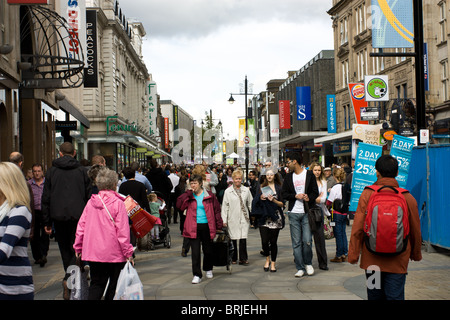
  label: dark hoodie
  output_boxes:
[41,155,92,226]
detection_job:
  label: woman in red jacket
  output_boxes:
[176,174,223,284]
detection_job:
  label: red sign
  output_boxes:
[164,118,169,148]
[348,83,369,125]
[279,100,291,129]
[7,0,49,4]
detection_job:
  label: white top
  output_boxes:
[291,169,307,213]
[327,183,342,204]
[317,179,331,216]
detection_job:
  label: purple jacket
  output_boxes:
[177,189,223,239]
[73,190,134,262]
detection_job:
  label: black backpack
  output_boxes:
[332,183,349,213]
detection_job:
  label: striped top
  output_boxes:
[0,206,34,298]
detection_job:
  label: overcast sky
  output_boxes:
[119,0,334,139]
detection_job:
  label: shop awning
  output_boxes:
[314,130,353,144]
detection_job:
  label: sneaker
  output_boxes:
[295,270,305,277]
[192,276,202,284]
[306,265,314,276]
[206,270,213,279]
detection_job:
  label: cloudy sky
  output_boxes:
[119,0,335,139]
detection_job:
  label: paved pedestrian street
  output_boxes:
[31,219,450,302]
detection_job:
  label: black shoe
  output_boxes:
[40,256,47,267]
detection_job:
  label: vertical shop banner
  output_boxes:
[372,0,414,48]
[238,119,245,147]
[424,43,429,91]
[296,87,311,120]
[279,100,291,129]
[164,118,169,149]
[147,81,157,136]
[349,142,383,212]
[84,9,98,87]
[173,105,179,142]
[60,0,87,65]
[326,95,337,133]
[348,83,369,125]
[390,135,415,188]
[269,114,279,138]
[248,118,256,147]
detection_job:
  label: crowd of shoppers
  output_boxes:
[1,143,422,301]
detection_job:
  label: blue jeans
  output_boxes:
[365,271,406,300]
[288,212,313,271]
[332,213,348,257]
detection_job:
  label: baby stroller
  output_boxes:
[212,227,234,274]
[136,191,171,251]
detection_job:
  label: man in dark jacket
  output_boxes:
[41,142,91,300]
[281,152,319,278]
[145,159,172,201]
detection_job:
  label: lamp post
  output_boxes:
[228,76,251,179]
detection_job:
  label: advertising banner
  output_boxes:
[372,0,414,48]
[8,0,48,4]
[248,118,256,147]
[390,134,415,188]
[348,83,369,124]
[349,142,383,212]
[296,87,311,120]
[59,0,87,65]
[238,119,245,147]
[326,95,337,133]
[279,100,291,129]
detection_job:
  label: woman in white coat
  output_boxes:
[221,169,253,265]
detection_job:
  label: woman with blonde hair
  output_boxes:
[0,162,34,300]
[326,167,348,263]
[221,169,253,265]
[309,162,329,270]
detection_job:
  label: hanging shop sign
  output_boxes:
[279,100,291,129]
[390,134,415,188]
[326,95,337,133]
[296,87,312,120]
[348,83,369,124]
[164,118,169,149]
[147,81,157,137]
[59,0,87,65]
[84,9,98,88]
[365,75,389,102]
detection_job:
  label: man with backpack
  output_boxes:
[348,155,422,300]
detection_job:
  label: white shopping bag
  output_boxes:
[114,261,144,300]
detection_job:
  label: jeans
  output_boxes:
[332,213,348,257]
[288,212,313,271]
[366,271,406,300]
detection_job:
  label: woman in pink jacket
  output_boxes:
[74,168,134,300]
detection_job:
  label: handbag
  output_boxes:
[305,201,322,231]
[323,215,334,240]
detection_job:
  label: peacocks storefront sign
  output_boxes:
[106,116,138,135]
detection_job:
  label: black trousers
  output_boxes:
[189,223,213,278]
[259,226,280,262]
[312,217,328,269]
[88,261,126,300]
[231,239,248,262]
[167,193,179,223]
[53,220,78,280]
[30,210,50,261]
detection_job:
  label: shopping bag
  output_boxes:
[124,196,157,238]
[114,261,144,300]
[323,215,334,240]
[68,258,89,300]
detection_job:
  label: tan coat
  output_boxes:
[348,177,422,273]
[221,185,253,240]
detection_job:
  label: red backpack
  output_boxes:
[364,185,410,256]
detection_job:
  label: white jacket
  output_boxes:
[221,185,253,240]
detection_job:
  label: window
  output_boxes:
[340,17,348,45]
[357,48,367,80]
[343,104,351,130]
[441,60,449,101]
[355,3,366,35]
[396,48,406,64]
[342,59,349,88]
[372,48,385,73]
[439,2,447,43]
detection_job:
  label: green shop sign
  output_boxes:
[106,116,138,135]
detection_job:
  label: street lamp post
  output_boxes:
[228,76,251,180]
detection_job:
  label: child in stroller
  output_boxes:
[148,193,165,240]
